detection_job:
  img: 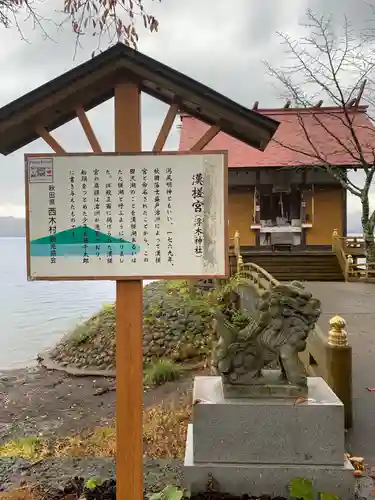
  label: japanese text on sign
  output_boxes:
[26,153,227,279]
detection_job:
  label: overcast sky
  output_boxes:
[0,0,373,223]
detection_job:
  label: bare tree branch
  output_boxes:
[0,0,161,52]
[265,7,375,261]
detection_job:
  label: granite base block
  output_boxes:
[184,425,355,500]
[193,376,345,465]
[222,370,307,399]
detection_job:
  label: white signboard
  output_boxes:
[25,152,228,280]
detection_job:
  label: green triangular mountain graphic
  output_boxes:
[31,226,131,245]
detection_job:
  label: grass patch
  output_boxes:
[0,436,45,460]
[0,395,191,461]
[51,426,116,457]
[66,303,115,347]
[143,394,191,459]
[143,359,184,386]
[0,489,37,500]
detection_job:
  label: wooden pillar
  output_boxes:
[114,81,143,500]
[255,170,261,246]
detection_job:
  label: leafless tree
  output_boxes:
[0,0,160,53]
[265,8,375,263]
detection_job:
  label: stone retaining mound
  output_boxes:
[47,280,216,372]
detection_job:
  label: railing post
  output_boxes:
[237,254,244,274]
[234,230,240,259]
[332,228,339,251]
[254,187,261,224]
[326,315,353,429]
[346,254,353,280]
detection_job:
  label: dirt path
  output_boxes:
[0,366,194,443]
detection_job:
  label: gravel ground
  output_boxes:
[0,456,374,499]
[0,366,193,497]
[0,457,184,498]
[0,366,374,499]
[0,366,194,443]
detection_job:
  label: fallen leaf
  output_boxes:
[93,386,115,396]
[294,397,308,405]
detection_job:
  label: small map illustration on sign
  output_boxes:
[28,158,54,183]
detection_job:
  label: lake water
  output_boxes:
[0,234,365,370]
[0,237,118,370]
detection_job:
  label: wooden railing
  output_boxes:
[332,229,350,281]
[238,261,279,294]
[342,236,365,254]
[347,261,375,281]
[332,230,375,282]
[233,229,353,428]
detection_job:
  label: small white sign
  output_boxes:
[28,157,54,183]
[25,152,228,280]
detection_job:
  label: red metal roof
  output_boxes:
[178,106,375,168]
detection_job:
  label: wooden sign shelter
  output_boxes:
[0,43,279,500]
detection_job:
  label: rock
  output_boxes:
[179,344,198,359]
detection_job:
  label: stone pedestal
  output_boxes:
[184,376,355,499]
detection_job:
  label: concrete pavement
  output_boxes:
[304,282,375,466]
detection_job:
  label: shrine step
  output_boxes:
[229,252,345,282]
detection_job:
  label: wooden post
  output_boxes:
[114,81,143,500]
[332,228,339,251]
[326,315,353,429]
[347,254,354,279]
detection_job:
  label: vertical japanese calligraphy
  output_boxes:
[141,168,149,264]
[93,168,101,259]
[165,167,174,266]
[129,168,137,264]
[69,170,76,232]
[27,153,226,279]
[153,168,161,264]
[48,184,57,264]
[192,172,204,257]
[81,169,89,264]
[105,169,113,264]
[117,169,125,263]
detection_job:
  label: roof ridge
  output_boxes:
[179,105,369,118]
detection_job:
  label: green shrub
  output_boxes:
[149,485,187,500]
[144,359,183,386]
[289,478,338,500]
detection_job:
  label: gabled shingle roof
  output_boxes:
[179,106,375,168]
[0,43,279,155]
